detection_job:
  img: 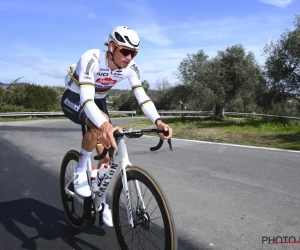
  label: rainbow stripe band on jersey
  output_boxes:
[67,68,80,86]
[82,99,94,110]
[79,83,94,87]
[140,99,153,108]
[132,85,143,92]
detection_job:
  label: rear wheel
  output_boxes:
[112,166,177,250]
[60,150,86,228]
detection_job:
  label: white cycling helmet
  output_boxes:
[108,26,140,50]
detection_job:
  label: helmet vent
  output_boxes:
[114,32,125,43]
[124,36,140,48]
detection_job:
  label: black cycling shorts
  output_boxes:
[61,89,110,126]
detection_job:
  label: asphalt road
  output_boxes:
[0,118,300,250]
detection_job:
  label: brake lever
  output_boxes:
[150,128,173,151]
[168,139,173,151]
[150,139,163,151]
[162,128,173,151]
[94,148,108,160]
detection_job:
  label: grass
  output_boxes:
[0,113,129,122]
[0,116,68,122]
[1,115,299,151]
[118,116,300,151]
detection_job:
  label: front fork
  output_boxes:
[121,162,134,228]
[121,162,147,228]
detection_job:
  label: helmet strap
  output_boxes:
[108,47,122,70]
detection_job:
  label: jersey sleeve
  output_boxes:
[127,63,161,124]
[78,51,107,127]
[78,51,97,84]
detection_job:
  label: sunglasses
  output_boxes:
[112,42,138,58]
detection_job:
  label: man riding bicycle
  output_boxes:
[61,26,173,227]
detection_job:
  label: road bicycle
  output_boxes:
[60,124,177,250]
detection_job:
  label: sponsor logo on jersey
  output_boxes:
[99,68,109,71]
[130,64,140,79]
[94,85,111,92]
[64,98,80,112]
[97,72,109,76]
[112,72,123,78]
[85,58,95,75]
[96,78,117,85]
[92,53,100,63]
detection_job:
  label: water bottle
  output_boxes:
[91,166,98,192]
[97,163,110,186]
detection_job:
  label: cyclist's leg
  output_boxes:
[94,97,110,168]
[61,90,98,197]
[92,97,113,227]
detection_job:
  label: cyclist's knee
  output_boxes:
[99,154,110,165]
[97,153,110,168]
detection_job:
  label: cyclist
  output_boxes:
[61,26,173,227]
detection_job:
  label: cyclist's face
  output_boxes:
[112,44,138,68]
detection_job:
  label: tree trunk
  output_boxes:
[214,103,225,120]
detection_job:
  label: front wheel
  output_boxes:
[112,166,177,250]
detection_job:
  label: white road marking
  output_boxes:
[144,136,300,153]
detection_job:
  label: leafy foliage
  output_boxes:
[176,45,265,119]
[112,80,150,114]
[264,15,300,103]
[1,78,65,112]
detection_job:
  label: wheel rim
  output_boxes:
[116,179,170,249]
[61,157,86,227]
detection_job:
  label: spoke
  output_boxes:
[149,216,163,223]
[140,227,155,250]
[127,227,139,248]
[142,183,148,198]
[145,194,154,211]
[147,227,165,243]
[141,229,163,250]
[137,227,142,250]
[121,227,132,238]
[120,190,127,208]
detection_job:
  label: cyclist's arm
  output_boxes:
[78,52,107,128]
[127,64,161,124]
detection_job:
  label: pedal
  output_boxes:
[84,197,96,225]
[98,203,105,227]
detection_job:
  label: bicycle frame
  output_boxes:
[81,135,141,228]
[65,128,171,228]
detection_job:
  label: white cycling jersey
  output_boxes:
[65,49,160,127]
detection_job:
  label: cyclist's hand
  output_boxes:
[98,122,123,149]
[156,120,173,140]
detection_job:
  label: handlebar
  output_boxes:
[94,128,173,161]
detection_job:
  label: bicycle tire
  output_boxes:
[112,166,177,250]
[60,150,86,229]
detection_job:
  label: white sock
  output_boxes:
[75,148,92,173]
